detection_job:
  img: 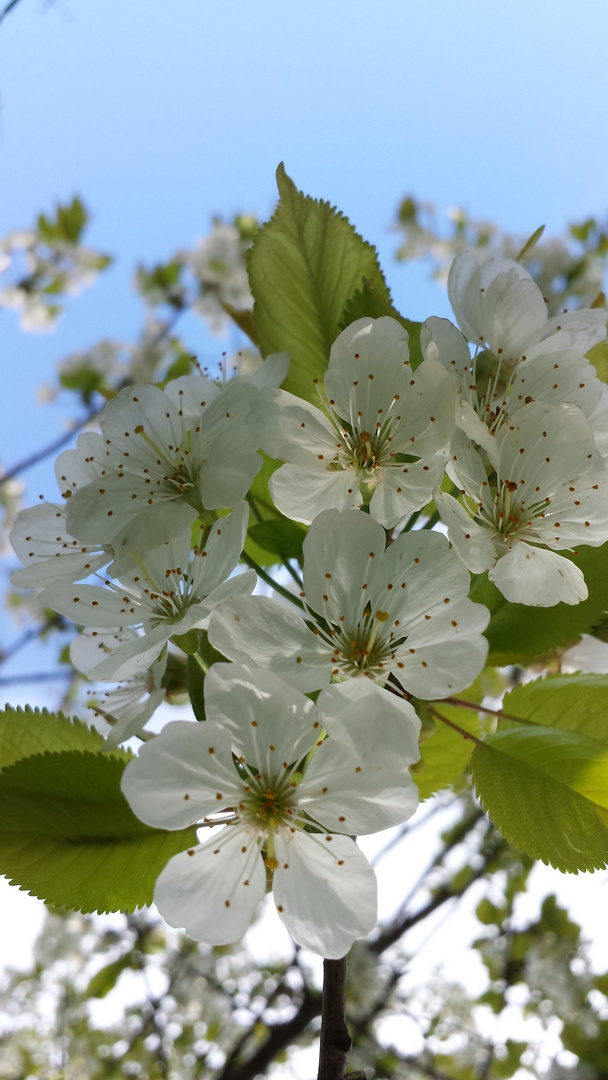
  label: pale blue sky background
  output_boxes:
[1,0,608,979]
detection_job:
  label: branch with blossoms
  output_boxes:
[4,164,608,1080]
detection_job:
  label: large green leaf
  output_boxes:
[339,277,423,370]
[0,705,113,771]
[0,750,197,912]
[470,541,608,665]
[248,163,390,402]
[471,727,608,872]
[501,674,608,744]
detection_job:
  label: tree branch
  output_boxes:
[317,957,351,1080]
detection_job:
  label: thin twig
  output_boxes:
[240,551,305,609]
[0,404,99,488]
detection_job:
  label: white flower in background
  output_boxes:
[184,223,253,335]
[63,374,263,559]
[121,663,421,957]
[255,317,456,528]
[434,402,608,605]
[561,633,608,674]
[39,504,254,681]
[447,251,607,360]
[209,509,489,699]
[10,502,110,588]
[422,315,608,456]
[71,629,167,748]
[1,476,24,559]
[10,432,113,587]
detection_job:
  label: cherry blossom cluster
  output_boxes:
[10,249,608,955]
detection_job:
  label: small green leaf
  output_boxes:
[86,955,133,998]
[248,164,390,403]
[471,726,608,872]
[0,750,196,912]
[470,541,608,664]
[515,224,545,263]
[587,339,608,383]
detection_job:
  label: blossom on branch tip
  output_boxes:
[209,508,489,699]
[255,317,457,528]
[121,664,421,957]
[63,375,263,558]
[434,402,608,605]
[447,251,607,361]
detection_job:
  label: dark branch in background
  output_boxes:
[0,403,99,488]
[370,823,504,955]
[216,986,321,1080]
[0,0,23,24]
[0,613,67,665]
[0,670,73,685]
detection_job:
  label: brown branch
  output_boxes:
[317,957,351,1080]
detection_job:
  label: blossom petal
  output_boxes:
[204,663,320,766]
[302,509,385,626]
[433,488,496,574]
[154,825,266,945]
[324,317,412,421]
[121,718,242,828]
[273,830,377,958]
[269,462,362,524]
[208,596,330,692]
[370,453,446,528]
[489,543,588,606]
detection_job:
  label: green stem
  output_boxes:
[240,552,305,610]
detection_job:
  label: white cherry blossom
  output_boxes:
[39,504,254,681]
[121,664,421,957]
[421,315,608,457]
[435,402,608,605]
[64,374,263,558]
[10,431,113,587]
[209,509,489,699]
[447,251,607,360]
[255,317,456,528]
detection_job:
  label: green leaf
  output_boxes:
[501,674,608,744]
[0,750,197,912]
[248,163,390,403]
[471,726,608,872]
[413,700,481,800]
[86,955,133,998]
[339,277,423,370]
[245,453,308,566]
[515,224,545,263]
[0,706,110,771]
[248,519,306,563]
[587,339,608,383]
[219,300,259,346]
[470,541,608,664]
